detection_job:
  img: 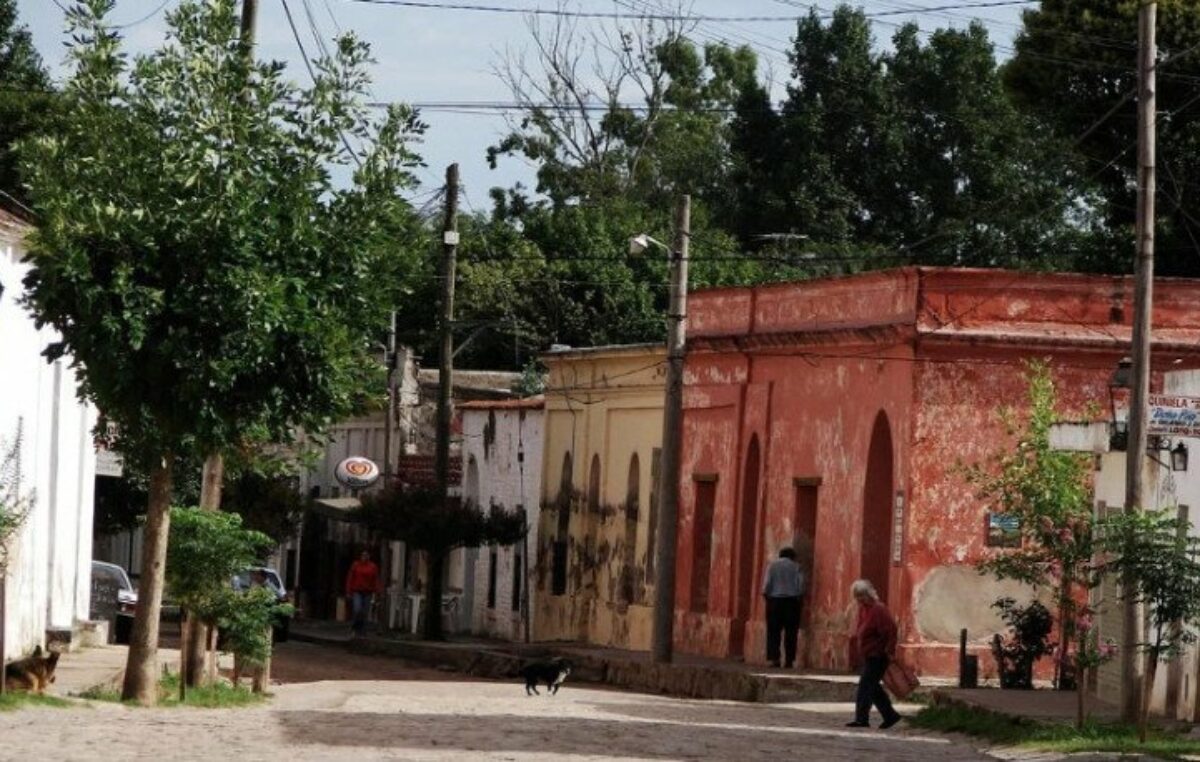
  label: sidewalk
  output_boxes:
[291,618,953,704]
[931,686,1121,725]
[49,645,128,698]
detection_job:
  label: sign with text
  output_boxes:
[1149,394,1200,438]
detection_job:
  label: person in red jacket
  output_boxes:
[846,579,903,729]
[345,549,382,637]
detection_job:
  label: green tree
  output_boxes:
[963,360,1096,689]
[1098,508,1200,742]
[1005,0,1200,276]
[0,0,52,209]
[358,485,525,640]
[19,0,423,704]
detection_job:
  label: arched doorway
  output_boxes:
[731,435,761,658]
[861,412,894,604]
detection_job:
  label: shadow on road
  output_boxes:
[274,710,987,761]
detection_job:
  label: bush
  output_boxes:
[991,596,1054,689]
[215,587,293,669]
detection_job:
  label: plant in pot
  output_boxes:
[991,596,1054,689]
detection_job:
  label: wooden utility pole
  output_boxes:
[383,310,398,482]
[425,163,459,640]
[1122,0,1157,724]
[652,195,690,664]
[239,0,258,58]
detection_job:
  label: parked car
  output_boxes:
[231,567,292,643]
[91,560,137,644]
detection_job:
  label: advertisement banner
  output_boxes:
[1148,394,1200,438]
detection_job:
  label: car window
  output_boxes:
[93,564,132,591]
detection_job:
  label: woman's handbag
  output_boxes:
[883,661,920,700]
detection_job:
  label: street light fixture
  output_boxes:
[1109,357,1189,472]
[1172,441,1189,472]
[629,233,669,256]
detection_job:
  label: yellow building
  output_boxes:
[534,343,665,649]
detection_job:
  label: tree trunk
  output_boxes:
[1056,578,1074,690]
[206,624,218,686]
[178,610,189,703]
[185,452,224,688]
[121,455,173,705]
[1141,651,1158,743]
[423,549,446,641]
[252,626,272,694]
[1076,666,1086,730]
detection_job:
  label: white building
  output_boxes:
[1083,369,1200,721]
[458,397,543,641]
[0,208,97,661]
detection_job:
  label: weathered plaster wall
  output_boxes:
[533,346,664,650]
[460,403,543,641]
[679,339,913,667]
[677,267,1200,676]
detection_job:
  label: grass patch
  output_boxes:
[0,691,72,711]
[913,703,1200,760]
[80,674,265,709]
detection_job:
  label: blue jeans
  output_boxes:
[856,656,901,725]
[351,592,373,635]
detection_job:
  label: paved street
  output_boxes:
[0,641,1001,762]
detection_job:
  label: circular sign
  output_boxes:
[335,457,380,489]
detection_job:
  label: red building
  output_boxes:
[674,267,1200,675]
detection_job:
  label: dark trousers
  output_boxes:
[765,596,801,666]
[856,656,901,724]
[351,592,373,635]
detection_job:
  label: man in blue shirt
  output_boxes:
[762,546,806,668]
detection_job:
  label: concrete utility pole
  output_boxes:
[1122,0,1157,724]
[652,194,690,664]
[435,163,459,501]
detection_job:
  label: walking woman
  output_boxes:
[846,579,903,729]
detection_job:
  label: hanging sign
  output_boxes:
[335,456,380,489]
[891,491,905,566]
[1148,394,1200,438]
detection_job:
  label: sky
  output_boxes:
[17,1,1028,206]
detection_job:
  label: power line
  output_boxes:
[345,0,1036,23]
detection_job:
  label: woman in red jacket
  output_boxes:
[346,549,382,637]
[847,579,903,729]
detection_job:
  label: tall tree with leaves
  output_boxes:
[19,0,424,704]
[0,0,52,210]
[1005,0,1200,276]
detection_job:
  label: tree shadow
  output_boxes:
[275,710,985,760]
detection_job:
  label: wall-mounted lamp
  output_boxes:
[1172,441,1189,472]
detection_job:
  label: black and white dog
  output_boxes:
[520,658,572,696]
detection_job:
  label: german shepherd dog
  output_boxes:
[4,646,60,694]
[520,658,572,696]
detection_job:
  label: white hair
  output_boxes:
[851,579,878,601]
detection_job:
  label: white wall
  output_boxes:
[1,218,97,661]
[457,405,543,641]
[1093,369,1200,720]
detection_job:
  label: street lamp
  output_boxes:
[629,233,669,256]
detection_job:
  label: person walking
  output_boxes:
[762,547,805,669]
[345,549,382,637]
[846,579,903,729]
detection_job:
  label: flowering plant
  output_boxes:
[1073,607,1118,671]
